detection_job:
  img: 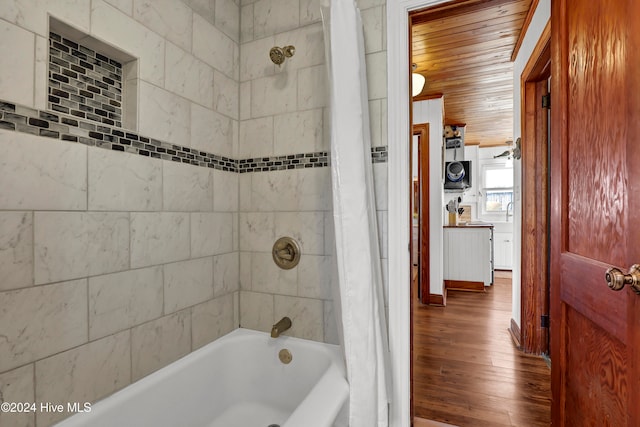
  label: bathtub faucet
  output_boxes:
[271,317,292,338]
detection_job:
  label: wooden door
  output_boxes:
[550,0,640,425]
[412,124,430,305]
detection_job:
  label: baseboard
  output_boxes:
[509,318,522,349]
[428,292,446,306]
[444,280,485,292]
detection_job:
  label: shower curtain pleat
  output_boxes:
[321,1,390,426]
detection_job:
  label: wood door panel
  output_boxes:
[566,1,627,265]
[560,254,627,343]
[564,306,627,427]
[551,0,638,425]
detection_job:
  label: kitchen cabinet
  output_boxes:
[443,225,494,287]
[493,231,513,270]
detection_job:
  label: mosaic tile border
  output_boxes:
[0,100,387,173]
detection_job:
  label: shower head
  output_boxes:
[269,45,295,66]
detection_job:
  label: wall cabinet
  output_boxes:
[493,231,513,269]
[443,226,494,286]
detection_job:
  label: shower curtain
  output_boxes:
[321,2,390,426]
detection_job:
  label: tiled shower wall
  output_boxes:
[238,0,389,343]
[0,1,240,427]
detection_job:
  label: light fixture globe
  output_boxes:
[412,72,426,97]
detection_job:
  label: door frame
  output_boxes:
[412,124,430,305]
[517,20,551,354]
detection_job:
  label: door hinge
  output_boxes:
[541,314,550,328]
[542,93,551,109]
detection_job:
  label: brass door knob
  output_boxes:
[605,264,640,294]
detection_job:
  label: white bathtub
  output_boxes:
[55,328,349,427]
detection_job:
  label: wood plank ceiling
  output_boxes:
[411,0,534,147]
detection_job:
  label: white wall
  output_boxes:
[511,0,551,328]
[413,98,444,295]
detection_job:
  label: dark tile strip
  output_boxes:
[0,99,387,173]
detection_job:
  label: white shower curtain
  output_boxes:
[321,2,390,426]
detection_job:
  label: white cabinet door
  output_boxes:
[443,227,493,285]
[493,231,513,269]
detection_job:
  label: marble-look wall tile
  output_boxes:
[0,20,34,107]
[253,0,299,39]
[91,0,165,87]
[300,0,322,25]
[361,6,383,53]
[324,211,335,255]
[323,300,340,345]
[0,131,87,211]
[88,267,163,340]
[193,14,237,79]
[297,255,332,300]
[164,257,214,313]
[215,0,240,43]
[191,212,234,257]
[34,35,47,110]
[213,170,238,212]
[240,80,251,120]
[105,0,133,15]
[239,252,251,290]
[191,103,234,156]
[238,212,275,252]
[0,364,35,427]
[296,168,331,211]
[133,0,193,52]
[130,212,190,268]
[88,148,162,211]
[240,37,277,82]
[131,311,191,381]
[239,291,273,332]
[214,252,239,296]
[191,293,235,349]
[365,51,387,100]
[297,65,327,110]
[246,170,298,211]
[238,172,252,211]
[34,212,129,284]
[250,252,297,295]
[239,116,273,158]
[165,43,214,109]
[183,0,215,24]
[274,295,323,341]
[240,4,254,43]
[1,0,91,38]
[368,99,383,148]
[251,72,298,118]
[213,70,239,120]
[35,331,130,427]
[0,212,33,291]
[377,210,388,259]
[273,24,324,71]
[138,81,190,147]
[163,161,213,212]
[0,279,87,373]
[274,212,325,255]
[273,109,323,155]
[373,162,388,210]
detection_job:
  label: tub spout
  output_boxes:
[271,316,292,338]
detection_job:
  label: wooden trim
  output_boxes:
[519,20,551,355]
[510,0,541,61]
[411,0,520,26]
[509,318,522,349]
[445,280,485,292]
[428,291,446,306]
[412,124,430,305]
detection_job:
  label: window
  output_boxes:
[481,163,513,216]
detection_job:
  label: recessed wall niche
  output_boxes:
[48,18,138,130]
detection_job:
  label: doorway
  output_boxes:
[411,124,430,305]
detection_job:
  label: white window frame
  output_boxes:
[479,160,514,220]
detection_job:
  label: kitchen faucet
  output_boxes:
[506,201,514,222]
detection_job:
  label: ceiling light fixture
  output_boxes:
[411,63,425,97]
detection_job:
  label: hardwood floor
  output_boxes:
[412,271,551,427]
